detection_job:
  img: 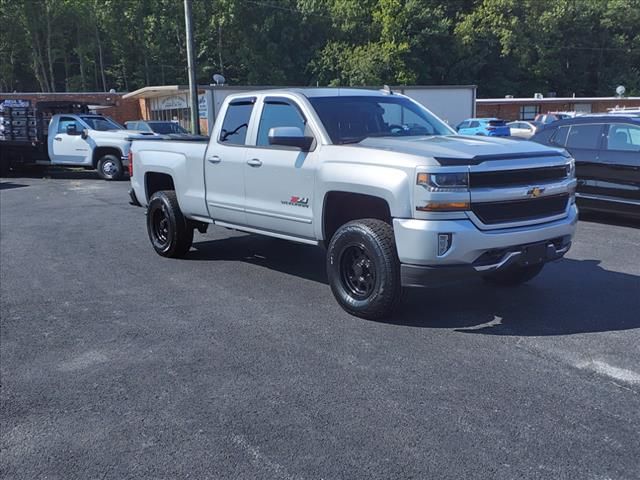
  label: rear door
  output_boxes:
[598,122,640,203]
[204,97,256,225]
[243,96,318,239]
[49,116,91,165]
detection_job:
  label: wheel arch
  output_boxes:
[321,191,393,244]
[92,146,123,168]
[145,171,176,203]
[316,163,412,242]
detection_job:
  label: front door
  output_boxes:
[556,123,606,197]
[243,98,317,239]
[204,98,256,225]
[598,122,640,203]
[50,116,91,164]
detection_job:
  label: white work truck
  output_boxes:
[1,106,148,179]
[129,88,578,319]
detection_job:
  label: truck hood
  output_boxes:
[87,129,153,141]
[357,135,566,165]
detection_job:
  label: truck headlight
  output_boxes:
[566,159,575,179]
[417,172,469,191]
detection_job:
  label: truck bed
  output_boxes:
[129,134,209,142]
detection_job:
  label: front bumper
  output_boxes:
[394,204,578,287]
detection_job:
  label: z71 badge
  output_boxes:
[281,196,310,208]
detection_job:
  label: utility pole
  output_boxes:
[184,0,200,135]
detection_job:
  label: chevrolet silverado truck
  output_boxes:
[1,103,148,179]
[129,88,578,319]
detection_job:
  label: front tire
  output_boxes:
[147,190,193,258]
[326,219,402,319]
[482,263,544,286]
[97,154,123,180]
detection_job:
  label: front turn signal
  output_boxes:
[416,201,470,212]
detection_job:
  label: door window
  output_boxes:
[457,121,470,129]
[257,101,306,147]
[57,117,81,134]
[469,121,479,128]
[219,100,254,145]
[566,124,602,149]
[551,126,569,146]
[606,124,640,151]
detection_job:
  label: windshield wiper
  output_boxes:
[338,132,395,144]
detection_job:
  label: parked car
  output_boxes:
[125,120,189,135]
[531,116,640,219]
[507,121,542,139]
[129,88,577,319]
[456,118,510,137]
[534,112,579,125]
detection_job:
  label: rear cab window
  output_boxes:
[219,98,255,145]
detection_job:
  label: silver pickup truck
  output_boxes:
[129,88,578,319]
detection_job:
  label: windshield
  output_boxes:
[149,122,189,134]
[308,95,455,144]
[80,116,123,131]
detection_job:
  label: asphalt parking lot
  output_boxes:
[1,170,639,480]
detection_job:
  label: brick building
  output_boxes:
[0,92,141,124]
[477,96,640,121]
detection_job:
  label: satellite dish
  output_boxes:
[109,88,116,94]
[212,74,226,86]
[616,85,626,96]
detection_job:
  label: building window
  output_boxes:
[520,105,539,120]
[573,103,592,114]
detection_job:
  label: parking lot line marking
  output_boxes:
[577,360,640,386]
[231,434,302,480]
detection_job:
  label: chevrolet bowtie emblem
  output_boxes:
[527,187,545,198]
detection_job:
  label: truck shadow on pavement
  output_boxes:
[0,181,29,190]
[2,167,130,181]
[191,234,640,336]
[395,258,640,336]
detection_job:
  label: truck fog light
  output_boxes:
[437,233,452,256]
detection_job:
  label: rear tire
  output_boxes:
[326,219,402,319]
[482,263,544,286]
[97,154,123,180]
[147,190,193,258]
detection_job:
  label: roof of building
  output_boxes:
[123,84,478,100]
[477,96,640,104]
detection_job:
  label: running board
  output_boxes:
[213,221,319,246]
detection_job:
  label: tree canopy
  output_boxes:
[1,0,638,96]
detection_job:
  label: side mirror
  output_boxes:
[81,128,89,140]
[66,124,80,135]
[268,126,313,151]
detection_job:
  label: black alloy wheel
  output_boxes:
[340,244,376,299]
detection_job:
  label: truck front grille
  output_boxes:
[472,194,570,225]
[470,166,568,188]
